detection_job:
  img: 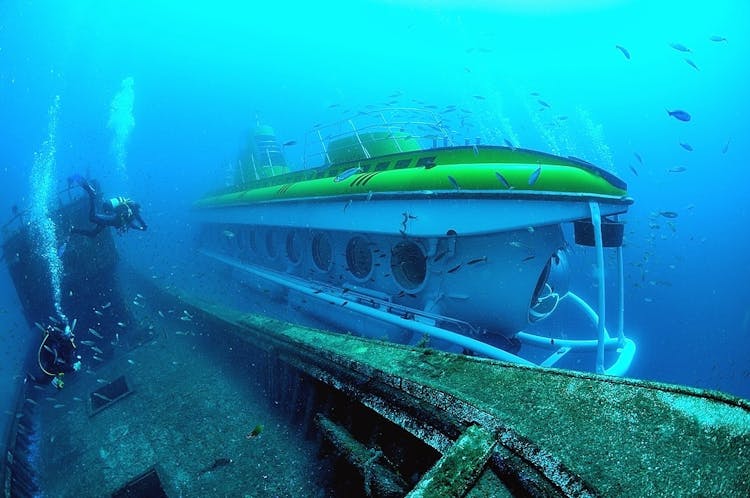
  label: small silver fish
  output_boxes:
[528,166,542,186]
[92,392,112,402]
[117,322,126,328]
[615,44,630,60]
[684,59,699,71]
[158,310,165,318]
[669,42,691,53]
[101,302,111,309]
[91,346,104,355]
[53,404,64,409]
[93,356,104,362]
[447,175,461,190]
[94,310,104,316]
[494,172,511,189]
[333,166,363,183]
[88,328,103,338]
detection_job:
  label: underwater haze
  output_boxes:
[1,0,749,426]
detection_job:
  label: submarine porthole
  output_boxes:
[312,233,333,272]
[265,230,278,259]
[346,236,373,280]
[247,227,257,254]
[286,231,303,265]
[391,241,427,291]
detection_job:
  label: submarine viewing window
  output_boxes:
[391,241,427,291]
[312,233,333,272]
[286,231,303,265]
[346,236,373,280]
[247,227,258,254]
[265,230,278,259]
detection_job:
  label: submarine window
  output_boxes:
[394,159,412,169]
[247,228,257,253]
[312,233,333,272]
[391,241,426,291]
[346,236,373,280]
[286,231,303,265]
[375,161,390,171]
[265,230,278,259]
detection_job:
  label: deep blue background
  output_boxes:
[2,0,749,423]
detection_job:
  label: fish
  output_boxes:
[668,166,687,173]
[333,166,363,183]
[53,404,65,409]
[447,264,462,274]
[92,392,112,402]
[666,109,691,122]
[659,211,679,218]
[473,95,486,100]
[80,340,95,346]
[447,175,461,190]
[127,359,135,365]
[709,35,727,42]
[198,458,233,475]
[722,139,730,154]
[467,256,487,265]
[537,99,550,108]
[494,172,512,189]
[503,138,515,149]
[158,310,165,318]
[522,255,536,262]
[136,293,144,299]
[684,59,699,71]
[530,92,540,96]
[25,398,38,406]
[96,378,108,384]
[91,346,104,355]
[88,328,103,338]
[528,166,542,186]
[222,230,235,238]
[43,345,55,354]
[615,44,631,59]
[669,42,691,53]
[634,152,643,165]
[92,356,104,362]
[57,241,67,257]
[679,142,693,151]
[180,316,192,322]
[94,310,104,316]
[282,140,297,147]
[101,302,111,309]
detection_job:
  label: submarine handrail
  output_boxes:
[302,107,454,169]
[200,249,534,365]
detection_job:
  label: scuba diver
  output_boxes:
[69,175,147,237]
[38,321,81,389]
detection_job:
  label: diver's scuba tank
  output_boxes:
[103,196,129,213]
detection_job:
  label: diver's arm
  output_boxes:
[130,213,147,231]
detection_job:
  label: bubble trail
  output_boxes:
[108,76,136,177]
[29,95,67,323]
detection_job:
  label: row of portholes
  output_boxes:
[216,226,429,292]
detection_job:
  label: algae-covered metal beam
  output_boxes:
[407,424,496,498]
[315,413,407,498]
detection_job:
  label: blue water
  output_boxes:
[1,0,749,427]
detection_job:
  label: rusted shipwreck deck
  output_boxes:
[176,289,750,497]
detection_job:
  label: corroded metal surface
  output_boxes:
[181,294,750,497]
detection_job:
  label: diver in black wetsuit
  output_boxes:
[70,176,147,237]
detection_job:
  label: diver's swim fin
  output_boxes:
[68,174,95,195]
